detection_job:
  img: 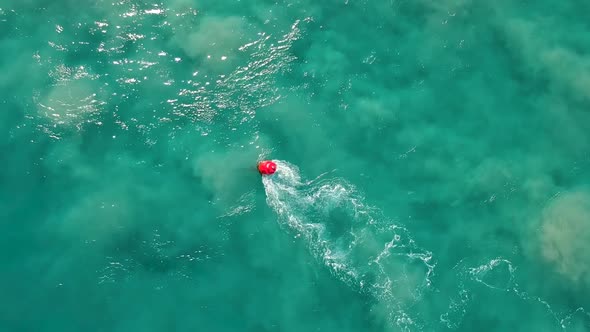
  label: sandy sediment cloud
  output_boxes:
[37,66,107,128]
[540,190,590,287]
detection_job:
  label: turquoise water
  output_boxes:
[1,0,590,330]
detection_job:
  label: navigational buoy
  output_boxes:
[258,160,277,175]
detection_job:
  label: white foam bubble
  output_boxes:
[468,258,516,291]
[262,160,435,327]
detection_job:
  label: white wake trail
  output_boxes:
[262,160,435,330]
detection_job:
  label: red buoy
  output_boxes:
[258,160,277,175]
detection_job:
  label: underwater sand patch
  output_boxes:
[540,190,590,287]
[37,65,107,128]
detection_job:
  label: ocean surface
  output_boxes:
[1,0,590,331]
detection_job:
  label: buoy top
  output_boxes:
[258,160,277,175]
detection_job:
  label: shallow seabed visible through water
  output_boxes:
[1,0,590,331]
